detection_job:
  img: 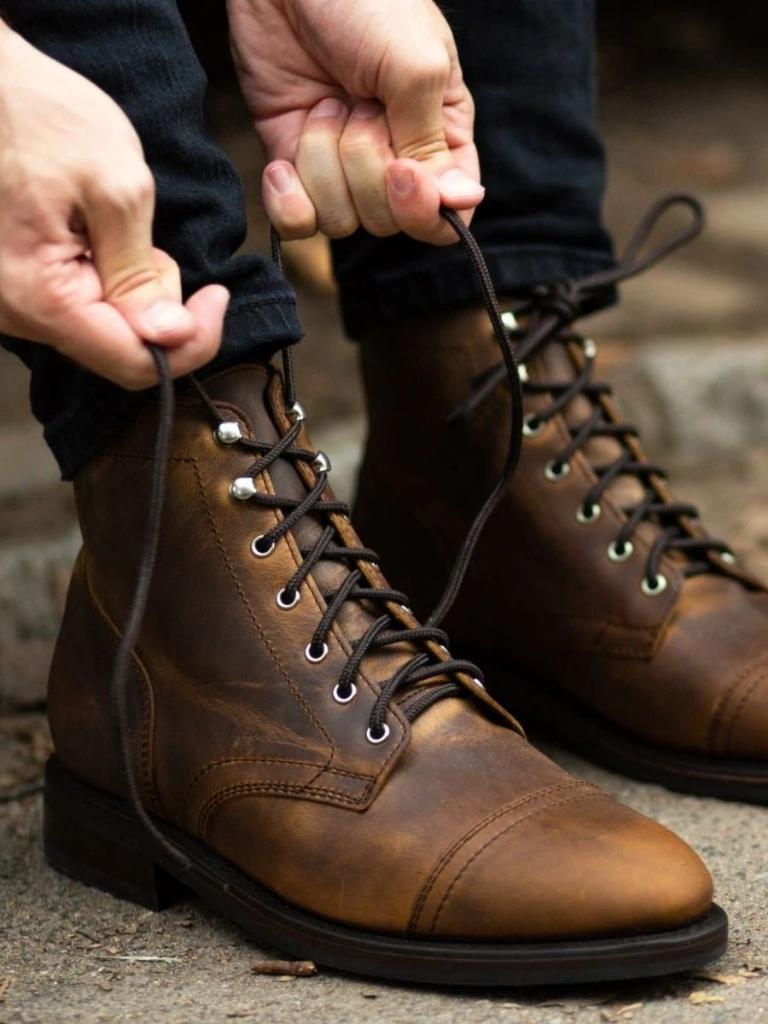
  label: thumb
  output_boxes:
[84,172,195,344]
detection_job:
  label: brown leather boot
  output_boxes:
[355,196,768,805]
[43,359,725,985]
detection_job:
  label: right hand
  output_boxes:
[0,23,229,390]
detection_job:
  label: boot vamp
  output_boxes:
[198,696,713,940]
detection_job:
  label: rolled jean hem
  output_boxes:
[43,292,302,480]
[338,243,616,340]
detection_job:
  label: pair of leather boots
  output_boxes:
[43,199,764,985]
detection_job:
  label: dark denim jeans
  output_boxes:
[1,0,613,479]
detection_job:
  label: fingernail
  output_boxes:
[351,100,382,120]
[267,163,294,195]
[142,301,189,334]
[438,168,485,200]
[390,166,415,197]
[309,97,346,120]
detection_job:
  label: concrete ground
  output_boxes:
[5,12,768,1024]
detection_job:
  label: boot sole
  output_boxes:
[481,661,768,803]
[43,756,727,986]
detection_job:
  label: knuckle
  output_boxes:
[409,50,451,88]
[319,213,359,239]
[363,218,399,239]
[87,164,155,211]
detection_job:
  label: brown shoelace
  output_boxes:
[109,208,525,869]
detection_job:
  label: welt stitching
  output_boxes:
[428,789,606,933]
[409,781,594,931]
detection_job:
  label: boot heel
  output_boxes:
[43,757,190,912]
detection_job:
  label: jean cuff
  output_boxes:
[338,243,617,340]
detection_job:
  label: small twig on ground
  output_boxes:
[0,977,12,1002]
[251,960,317,977]
[0,779,43,804]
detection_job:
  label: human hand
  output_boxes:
[228,0,482,244]
[0,22,229,390]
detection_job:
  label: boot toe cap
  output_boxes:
[416,788,713,942]
[717,666,768,759]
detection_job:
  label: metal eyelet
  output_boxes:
[501,310,519,333]
[472,676,486,691]
[230,477,258,501]
[607,540,633,563]
[576,503,602,525]
[721,551,737,565]
[582,337,597,359]
[287,401,306,423]
[215,421,243,445]
[276,587,300,610]
[305,641,329,664]
[438,643,450,656]
[399,604,412,616]
[313,451,331,474]
[544,459,571,482]
[522,414,544,438]
[517,363,529,384]
[251,535,275,558]
[366,723,391,745]
[332,682,357,705]
[641,573,668,597]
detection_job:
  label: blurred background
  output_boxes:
[4,1,768,726]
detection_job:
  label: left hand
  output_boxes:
[227,0,483,245]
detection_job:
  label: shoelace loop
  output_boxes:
[451,193,734,588]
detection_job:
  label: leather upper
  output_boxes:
[48,362,713,940]
[356,309,768,760]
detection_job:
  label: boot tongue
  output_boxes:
[202,363,445,689]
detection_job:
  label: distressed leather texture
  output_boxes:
[49,362,712,940]
[356,309,768,760]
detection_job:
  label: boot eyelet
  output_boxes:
[287,401,306,423]
[366,723,391,745]
[333,682,357,705]
[231,477,258,501]
[501,310,519,333]
[305,641,329,663]
[721,550,736,565]
[544,459,571,482]
[576,503,602,525]
[398,604,412,616]
[312,451,331,474]
[641,573,668,597]
[582,337,597,359]
[472,676,486,691]
[522,414,544,438]
[251,535,275,558]
[607,540,633,563]
[276,587,300,609]
[215,421,243,445]
[517,363,529,384]
[438,643,450,656]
